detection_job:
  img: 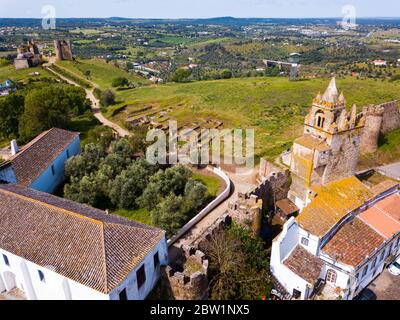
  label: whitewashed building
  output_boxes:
[0,128,80,194]
[0,184,168,300]
[271,177,400,300]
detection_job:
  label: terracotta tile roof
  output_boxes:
[0,184,165,294]
[322,218,385,267]
[283,245,324,284]
[294,135,330,152]
[358,193,400,239]
[297,176,373,237]
[276,198,299,216]
[370,180,399,197]
[0,128,79,186]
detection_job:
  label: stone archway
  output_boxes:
[3,271,17,291]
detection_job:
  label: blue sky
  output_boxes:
[1,0,399,18]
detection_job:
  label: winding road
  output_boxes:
[45,61,258,253]
[45,63,131,137]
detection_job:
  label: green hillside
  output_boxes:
[106,76,400,160]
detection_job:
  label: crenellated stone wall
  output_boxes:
[163,245,209,300]
[228,163,290,234]
[361,101,400,154]
[381,101,400,134]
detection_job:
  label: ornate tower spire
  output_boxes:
[322,77,338,103]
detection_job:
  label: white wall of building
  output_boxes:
[109,236,168,300]
[0,235,169,300]
[29,137,81,194]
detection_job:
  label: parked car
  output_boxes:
[388,258,400,276]
[354,289,376,300]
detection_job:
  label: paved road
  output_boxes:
[377,162,400,180]
[46,65,131,138]
[367,269,400,300]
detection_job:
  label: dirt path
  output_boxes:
[45,65,131,138]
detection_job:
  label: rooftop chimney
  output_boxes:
[10,139,19,156]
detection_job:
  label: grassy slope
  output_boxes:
[359,128,400,168]
[56,59,149,89]
[108,77,400,160]
[113,208,153,226]
[112,170,223,226]
[193,172,223,198]
[0,65,57,82]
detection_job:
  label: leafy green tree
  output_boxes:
[101,89,116,107]
[151,193,187,237]
[0,93,24,139]
[109,159,157,209]
[63,86,91,116]
[18,86,90,142]
[171,68,192,83]
[64,175,101,207]
[19,87,70,142]
[64,143,106,179]
[184,178,208,209]
[111,138,135,159]
[206,225,272,300]
[86,126,115,150]
[220,69,233,79]
[112,77,129,88]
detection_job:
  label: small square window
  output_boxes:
[51,165,55,176]
[38,270,45,282]
[136,265,146,290]
[66,149,70,158]
[301,237,309,246]
[3,254,9,266]
[153,252,160,269]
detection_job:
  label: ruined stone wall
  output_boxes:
[163,246,209,300]
[381,101,400,134]
[54,40,73,61]
[228,194,262,235]
[229,167,290,233]
[323,128,363,183]
[361,105,385,154]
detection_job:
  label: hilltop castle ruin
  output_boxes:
[53,40,73,61]
[14,40,42,70]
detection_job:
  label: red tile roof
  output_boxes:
[322,218,385,267]
[0,184,165,294]
[0,128,79,186]
[358,193,400,239]
[283,245,324,284]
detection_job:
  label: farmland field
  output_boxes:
[106,76,400,161]
[56,58,150,89]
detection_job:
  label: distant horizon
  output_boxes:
[1,0,399,20]
[1,16,400,20]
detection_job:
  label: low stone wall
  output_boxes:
[167,166,231,246]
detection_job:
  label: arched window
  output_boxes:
[315,111,325,129]
[326,269,337,285]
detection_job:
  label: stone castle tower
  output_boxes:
[288,78,366,210]
[53,40,73,61]
[360,101,400,154]
[360,105,385,154]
